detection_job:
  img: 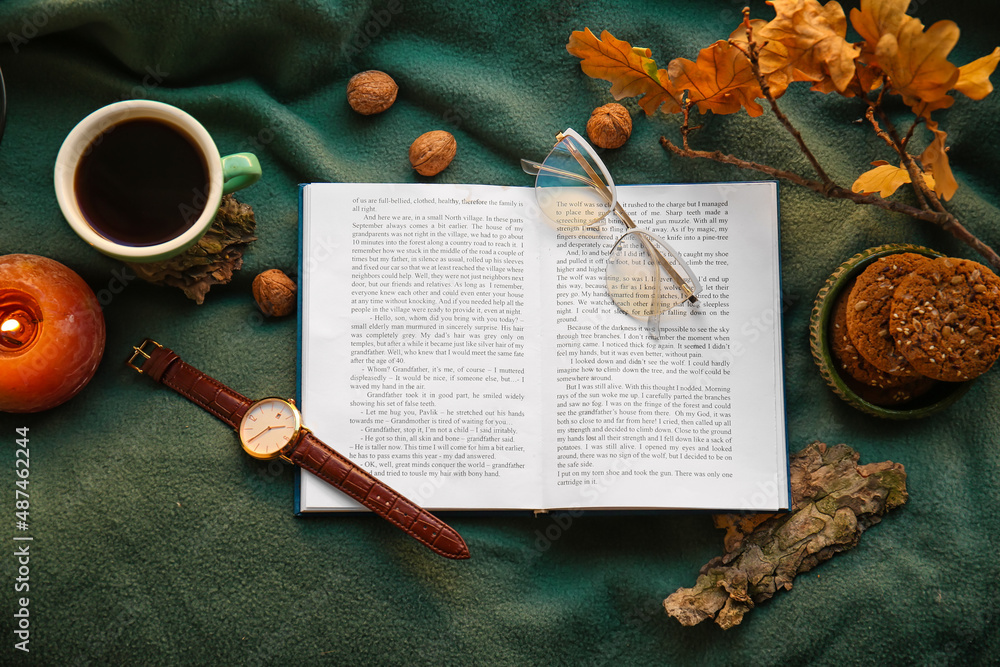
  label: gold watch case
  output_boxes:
[238,397,303,460]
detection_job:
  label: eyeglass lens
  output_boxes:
[534,134,614,228]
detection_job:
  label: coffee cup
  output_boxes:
[54,100,262,263]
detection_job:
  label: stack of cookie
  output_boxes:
[829,253,1000,406]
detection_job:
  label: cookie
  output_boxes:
[830,278,918,388]
[889,257,1000,382]
[846,253,931,376]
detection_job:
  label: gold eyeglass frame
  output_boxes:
[521,128,701,336]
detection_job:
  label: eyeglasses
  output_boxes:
[520,128,701,337]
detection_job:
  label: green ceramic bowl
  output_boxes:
[809,244,976,419]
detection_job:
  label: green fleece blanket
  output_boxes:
[2,0,999,663]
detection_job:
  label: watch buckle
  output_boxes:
[127,339,162,374]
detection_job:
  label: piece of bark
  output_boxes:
[126,195,257,304]
[664,441,907,629]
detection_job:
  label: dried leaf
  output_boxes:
[729,18,791,98]
[954,47,1000,100]
[849,0,911,68]
[908,96,956,121]
[664,441,908,629]
[876,17,961,105]
[809,61,883,98]
[823,60,883,98]
[757,0,860,93]
[920,121,958,200]
[566,28,683,115]
[852,160,910,197]
[851,160,935,198]
[667,40,764,117]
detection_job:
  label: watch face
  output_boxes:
[238,398,302,460]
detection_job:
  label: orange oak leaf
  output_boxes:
[849,0,910,68]
[729,19,791,98]
[851,160,934,198]
[954,47,1000,100]
[908,96,956,122]
[757,0,860,93]
[566,28,683,115]
[876,17,961,105]
[855,61,885,94]
[808,60,883,97]
[667,40,764,117]
[919,122,958,200]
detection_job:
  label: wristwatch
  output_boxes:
[127,339,470,560]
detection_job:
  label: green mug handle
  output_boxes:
[221,152,262,194]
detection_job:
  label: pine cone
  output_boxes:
[127,195,257,304]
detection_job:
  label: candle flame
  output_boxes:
[1,318,21,334]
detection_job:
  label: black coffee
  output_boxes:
[74,118,209,246]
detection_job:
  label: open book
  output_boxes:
[298,181,789,513]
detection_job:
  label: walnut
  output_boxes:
[409,130,456,176]
[346,70,398,115]
[586,103,632,149]
[252,269,297,317]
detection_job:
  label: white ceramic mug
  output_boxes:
[54,100,261,263]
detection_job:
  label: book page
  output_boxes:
[300,183,546,511]
[537,182,788,511]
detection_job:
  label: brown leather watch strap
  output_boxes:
[131,340,253,428]
[286,432,469,560]
[128,339,471,560]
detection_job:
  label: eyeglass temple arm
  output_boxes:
[613,202,697,303]
[520,159,599,188]
[639,233,663,339]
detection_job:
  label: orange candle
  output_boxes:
[0,254,105,413]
